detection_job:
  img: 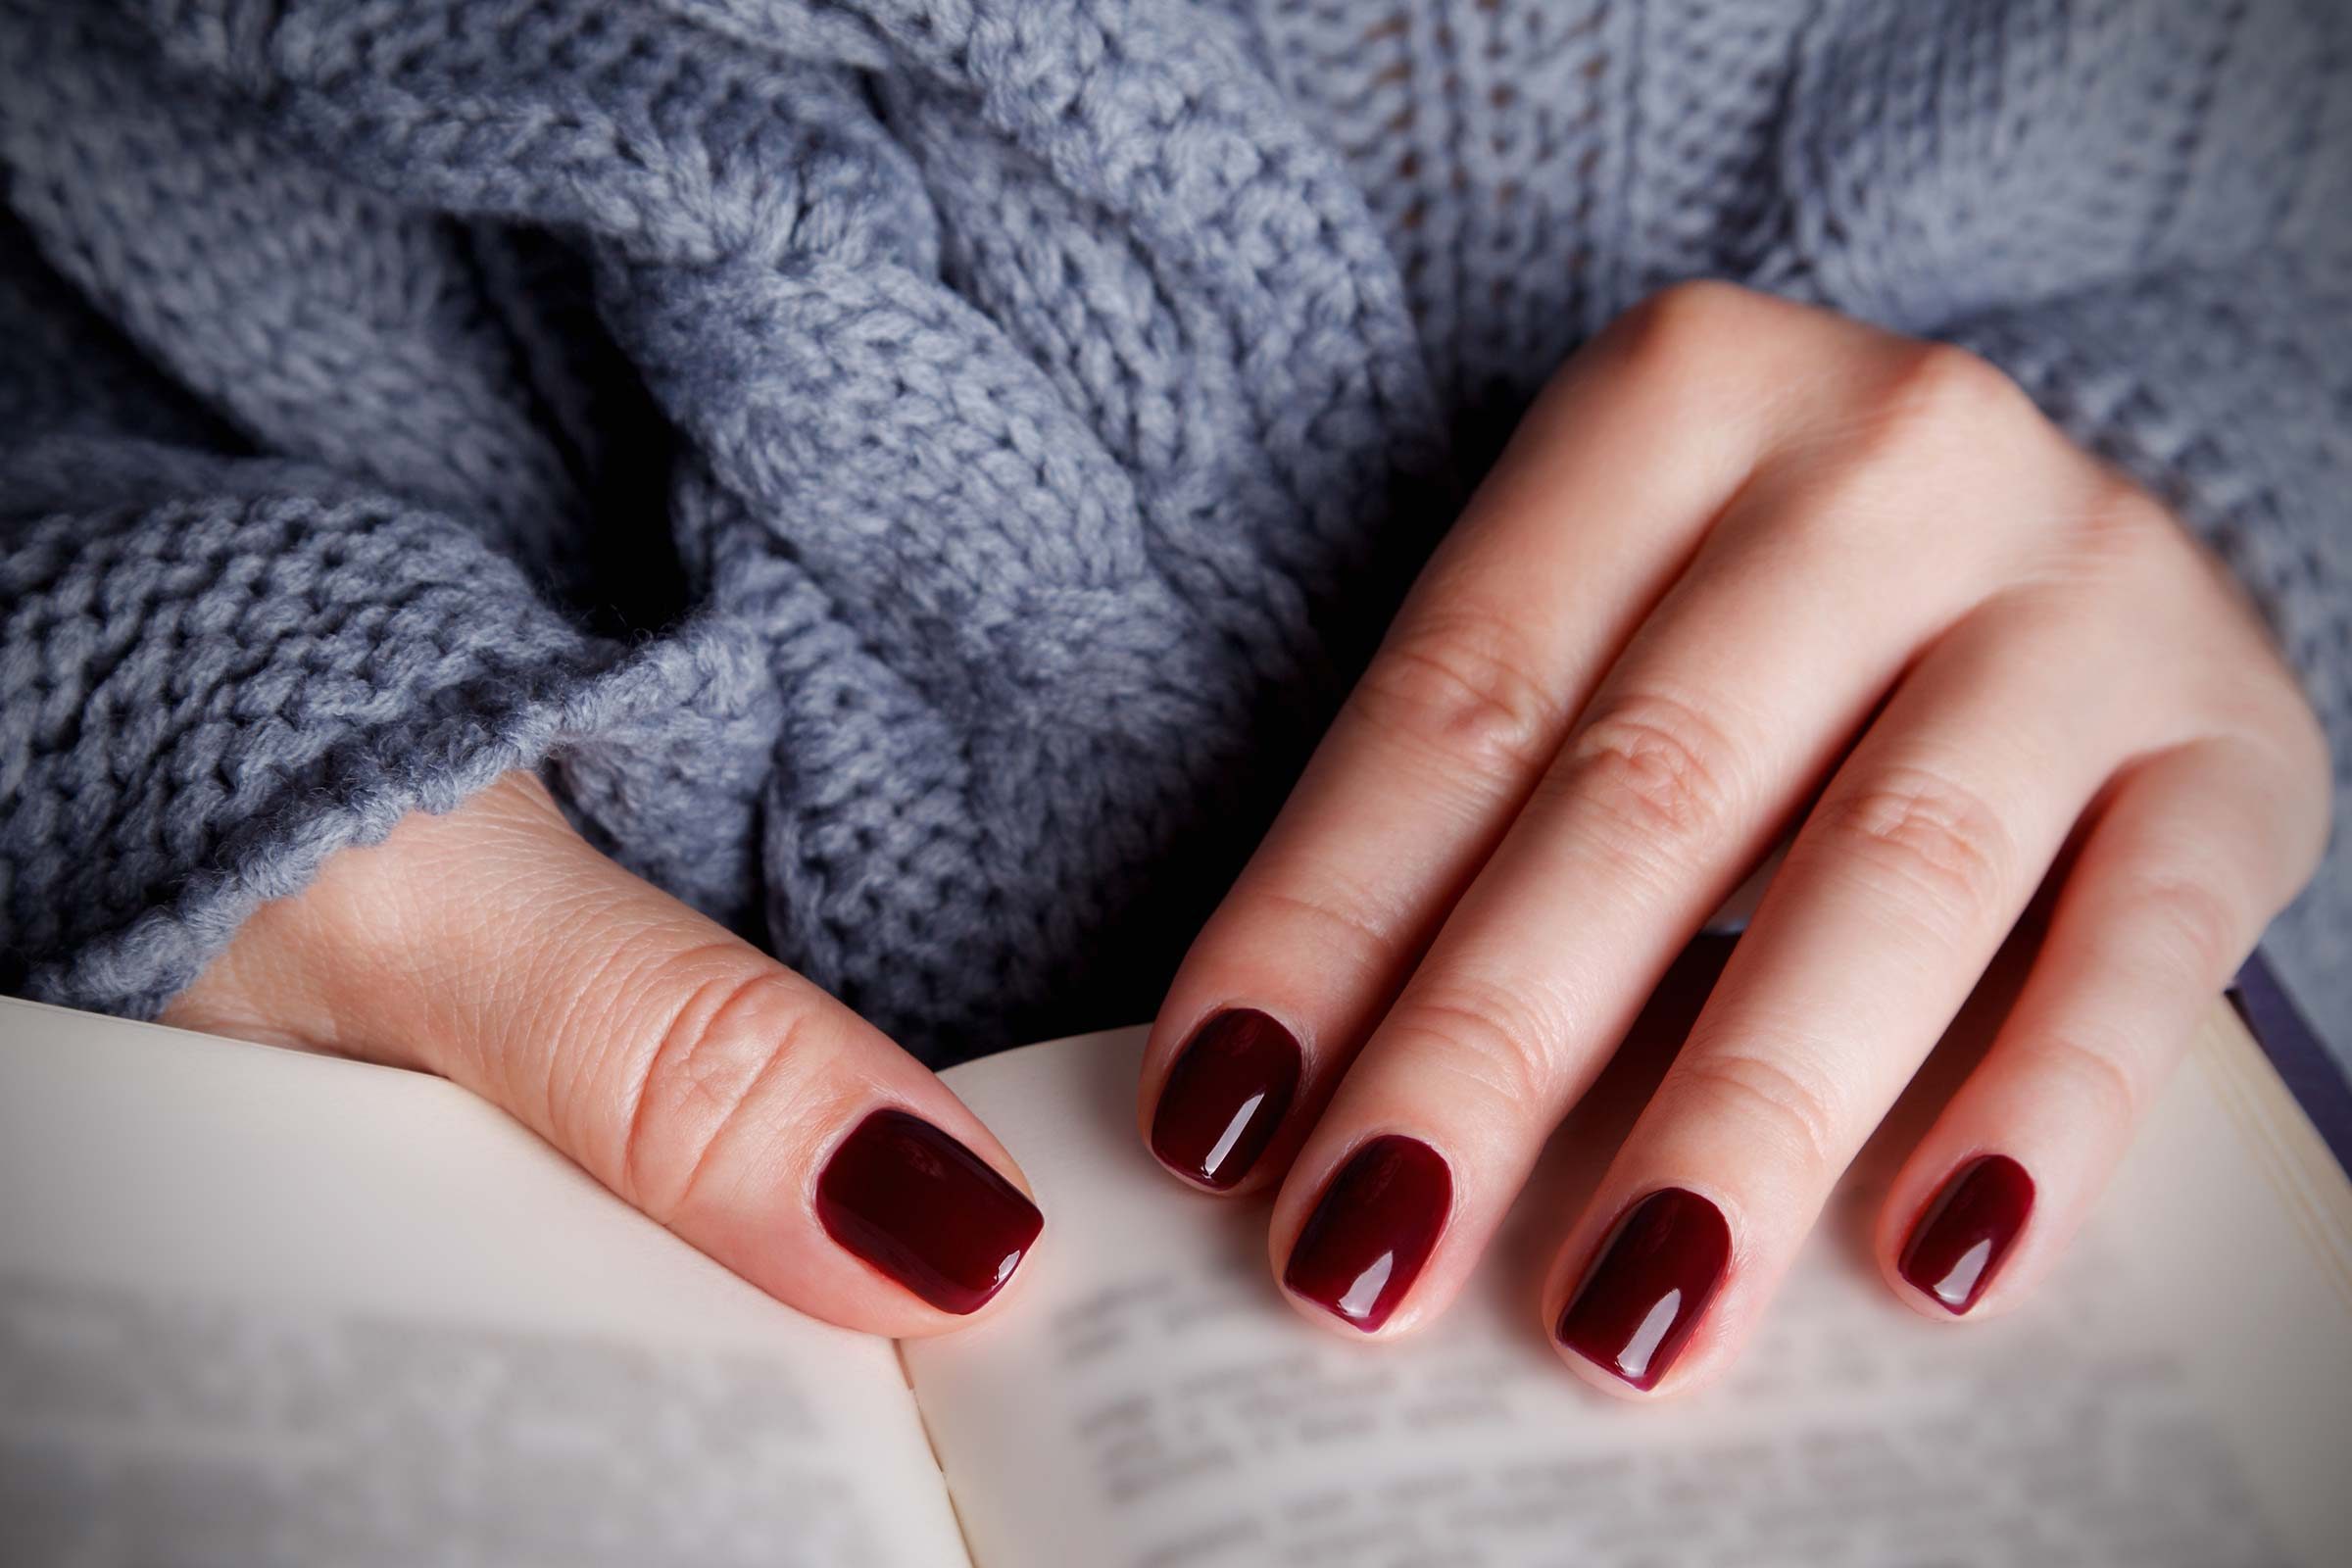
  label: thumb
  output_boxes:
[162,771,1042,1336]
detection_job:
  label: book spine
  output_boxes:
[2231,952,2352,1177]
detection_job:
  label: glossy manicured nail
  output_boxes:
[1555,1188,1730,1391]
[1899,1153,2034,1315]
[815,1108,1043,1315]
[1149,1008,1301,1190]
[1283,1135,1452,1332]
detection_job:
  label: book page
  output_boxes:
[917,964,2352,1567]
[0,999,970,1568]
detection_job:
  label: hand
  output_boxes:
[1137,283,2329,1396]
[164,772,1041,1334]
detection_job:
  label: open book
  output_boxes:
[3,953,2348,1566]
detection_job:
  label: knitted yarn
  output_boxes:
[3,0,2346,1058]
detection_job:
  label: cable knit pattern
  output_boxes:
[2,0,2346,1058]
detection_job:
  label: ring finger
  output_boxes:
[1539,593,2186,1395]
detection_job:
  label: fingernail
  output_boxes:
[816,1108,1043,1315]
[1149,1008,1302,1190]
[1899,1153,2034,1315]
[1283,1135,1452,1332]
[1554,1188,1730,1391]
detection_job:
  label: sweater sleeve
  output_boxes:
[0,215,620,1015]
[0,0,1445,1053]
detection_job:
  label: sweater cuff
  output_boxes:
[0,452,607,1018]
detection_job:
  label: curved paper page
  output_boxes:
[921,991,2352,1567]
[0,1000,969,1568]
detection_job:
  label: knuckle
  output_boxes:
[1825,343,2031,488]
[2279,697,2335,808]
[1351,609,1566,777]
[2079,470,2173,551]
[1663,1044,1845,1177]
[1879,342,2028,442]
[1552,692,1742,850]
[2184,659,2333,892]
[1244,873,1409,979]
[2017,1026,2146,1128]
[617,959,843,1217]
[1811,766,2016,930]
[2279,718,2337,877]
[2054,472,2193,588]
[1385,973,1570,1109]
[1602,280,1762,374]
[2120,867,2248,981]
[2234,695,2337,873]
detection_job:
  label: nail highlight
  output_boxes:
[1555,1187,1730,1391]
[1899,1153,2034,1315]
[1149,1008,1302,1190]
[815,1108,1043,1315]
[1283,1135,1452,1332]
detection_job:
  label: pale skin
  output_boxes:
[169,284,2331,1390]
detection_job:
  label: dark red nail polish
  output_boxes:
[1899,1153,2034,1315]
[1555,1188,1730,1391]
[1283,1135,1452,1332]
[1149,1008,1301,1190]
[815,1108,1042,1315]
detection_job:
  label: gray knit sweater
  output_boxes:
[2,0,2346,1063]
